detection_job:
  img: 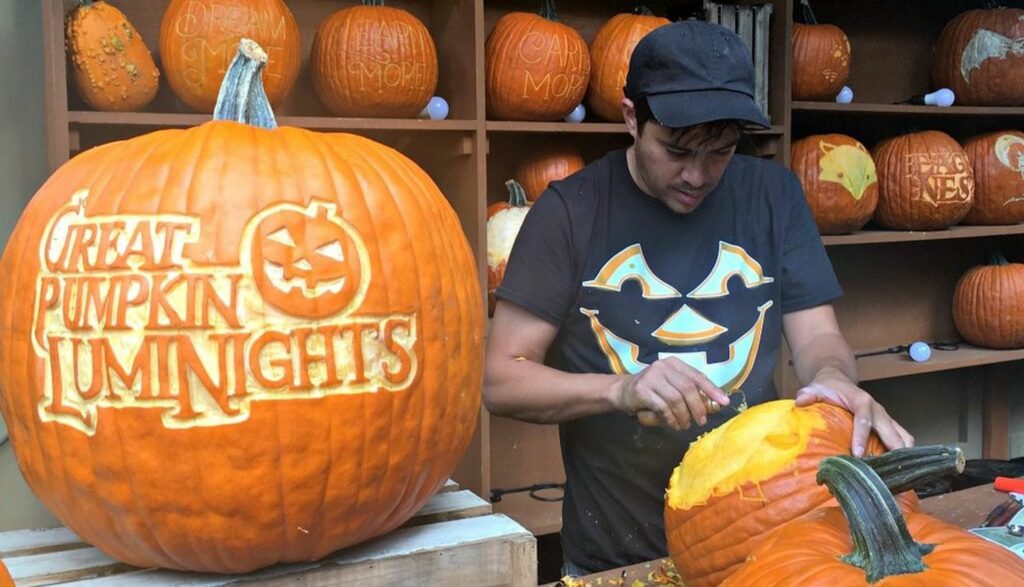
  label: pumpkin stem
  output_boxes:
[505,180,529,207]
[539,0,559,21]
[212,38,277,130]
[361,0,386,5]
[78,0,95,6]
[799,0,818,24]
[634,5,655,16]
[817,454,934,583]
[989,250,1010,266]
[865,444,964,495]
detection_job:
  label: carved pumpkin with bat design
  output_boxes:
[933,8,1024,106]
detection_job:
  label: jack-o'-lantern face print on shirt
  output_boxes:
[580,240,773,394]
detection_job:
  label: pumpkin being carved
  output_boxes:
[792,22,851,101]
[0,40,482,573]
[871,130,975,230]
[664,400,920,587]
[486,0,591,121]
[791,134,878,234]
[159,0,301,113]
[961,131,1024,225]
[487,180,532,314]
[953,253,1024,349]
[65,0,159,112]
[513,143,585,201]
[311,1,438,118]
[586,9,669,122]
[932,8,1024,106]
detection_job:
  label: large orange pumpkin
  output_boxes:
[932,8,1024,106]
[586,9,669,122]
[723,454,1024,586]
[311,1,438,118]
[0,561,11,587]
[953,253,1024,349]
[871,130,974,230]
[486,0,591,121]
[159,0,301,113]
[791,134,879,234]
[65,0,160,112]
[792,23,851,101]
[513,143,585,201]
[487,180,532,315]
[664,400,920,587]
[961,130,1024,225]
[0,40,482,573]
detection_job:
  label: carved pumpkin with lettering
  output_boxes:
[791,134,878,234]
[486,0,591,121]
[871,130,975,230]
[159,0,301,113]
[961,131,1024,225]
[0,41,482,573]
[932,8,1024,106]
[311,1,438,118]
[587,9,669,122]
[66,0,160,112]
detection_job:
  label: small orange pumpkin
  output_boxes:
[871,130,974,230]
[586,8,669,122]
[792,22,851,101]
[0,40,482,573]
[159,0,301,113]
[723,453,1024,586]
[311,1,438,118]
[486,0,591,121]
[932,8,1024,106]
[953,253,1024,349]
[664,400,920,587]
[513,144,585,201]
[791,134,879,234]
[65,0,159,111]
[961,131,1024,225]
[487,180,532,314]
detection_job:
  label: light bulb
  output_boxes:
[923,88,955,107]
[908,341,932,362]
[564,103,586,123]
[418,96,449,120]
[835,86,854,104]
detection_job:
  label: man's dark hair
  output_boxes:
[631,95,748,146]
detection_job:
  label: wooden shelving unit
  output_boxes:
[37,0,1023,539]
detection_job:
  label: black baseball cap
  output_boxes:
[624,19,770,129]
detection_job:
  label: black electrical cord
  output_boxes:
[490,482,565,503]
[854,341,960,359]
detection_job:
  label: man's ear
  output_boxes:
[622,97,639,140]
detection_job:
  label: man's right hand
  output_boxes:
[615,357,729,430]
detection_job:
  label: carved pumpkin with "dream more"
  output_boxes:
[0,40,482,574]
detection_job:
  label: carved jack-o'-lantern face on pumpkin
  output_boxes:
[248,199,368,319]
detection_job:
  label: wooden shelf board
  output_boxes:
[67,111,478,131]
[822,224,1024,246]
[793,102,1024,116]
[487,121,786,136]
[857,344,1024,382]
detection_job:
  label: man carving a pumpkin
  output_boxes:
[483,20,914,577]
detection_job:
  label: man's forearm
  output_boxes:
[483,357,624,424]
[790,331,858,389]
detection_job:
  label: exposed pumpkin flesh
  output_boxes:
[666,399,825,510]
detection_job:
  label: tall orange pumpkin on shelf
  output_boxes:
[953,253,1024,349]
[0,40,483,574]
[664,400,921,587]
[159,0,301,113]
[791,134,878,234]
[311,1,438,118]
[586,8,669,122]
[960,130,1024,225]
[486,0,591,121]
[932,8,1024,106]
[792,2,851,101]
[871,130,975,230]
[65,0,160,112]
[513,143,585,201]
[487,180,532,314]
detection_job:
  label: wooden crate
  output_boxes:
[0,481,536,586]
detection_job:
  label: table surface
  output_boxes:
[545,482,1012,586]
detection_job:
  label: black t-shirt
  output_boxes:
[495,148,841,573]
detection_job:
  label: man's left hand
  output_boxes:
[794,370,914,457]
